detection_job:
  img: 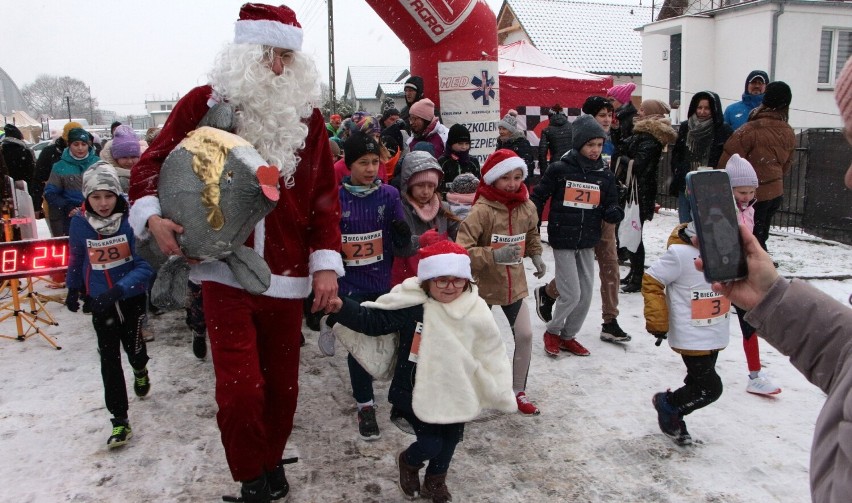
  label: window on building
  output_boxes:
[819,28,852,87]
[159,104,173,111]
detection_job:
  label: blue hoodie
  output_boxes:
[723,70,768,130]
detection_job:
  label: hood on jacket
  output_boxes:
[743,70,769,93]
[399,150,443,195]
[686,91,723,126]
[633,116,678,146]
[404,76,425,105]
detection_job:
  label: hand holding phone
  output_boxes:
[686,171,748,282]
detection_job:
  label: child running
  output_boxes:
[456,149,546,415]
[642,222,729,445]
[531,115,624,357]
[725,154,782,395]
[325,240,516,502]
[318,132,413,441]
[65,162,154,448]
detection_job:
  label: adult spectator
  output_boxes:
[537,104,572,174]
[607,82,638,161]
[1,124,35,197]
[33,121,81,226]
[723,70,768,130]
[400,76,425,126]
[717,81,795,252]
[496,110,535,185]
[407,98,448,158]
[128,4,342,501]
[326,114,342,137]
[670,91,733,222]
[618,99,677,293]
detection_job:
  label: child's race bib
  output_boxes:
[491,233,526,265]
[408,321,424,363]
[86,235,132,270]
[690,289,731,326]
[341,231,383,266]
[563,180,601,209]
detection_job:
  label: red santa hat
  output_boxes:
[417,241,473,282]
[234,3,303,51]
[481,149,526,185]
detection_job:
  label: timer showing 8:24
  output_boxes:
[0,237,70,280]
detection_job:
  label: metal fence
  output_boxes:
[655,128,852,244]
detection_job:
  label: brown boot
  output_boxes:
[421,473,452,503]
[397,450,423,500]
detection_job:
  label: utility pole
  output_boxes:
[328,0,336,114]
[88,86,94,124]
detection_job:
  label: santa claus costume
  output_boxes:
[128,4,342,501]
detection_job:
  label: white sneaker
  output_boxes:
[746,374,781,396]
[318,315,335,357]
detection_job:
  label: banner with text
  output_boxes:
[438,60,500,166]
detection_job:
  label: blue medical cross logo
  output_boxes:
[471,70,495,105]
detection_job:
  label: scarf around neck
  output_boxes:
[474,182,529,212]
[85,210,124,236]
[405,192,441,222]
[686,115,714,163]
[342,176,382,198]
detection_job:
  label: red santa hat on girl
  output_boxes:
[234,3,303,51]
[417,241,473,282]
[481,149,526,185]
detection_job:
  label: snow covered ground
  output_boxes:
[1,212,850,502]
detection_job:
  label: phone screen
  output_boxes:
[686,171,748,282]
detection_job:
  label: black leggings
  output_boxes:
[93,294,149,419]
[401,409,464,475]
[670,352,723,416]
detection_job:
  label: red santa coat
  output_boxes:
[129,85,343,299]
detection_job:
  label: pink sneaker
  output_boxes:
[516,392,541,415]
[560,338,590,356]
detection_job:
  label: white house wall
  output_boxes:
[642,3,852,129]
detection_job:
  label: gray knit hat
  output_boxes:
[450,172,479,194]
[83,161,123,197]
[571,114,607,151]
[498,111,521,136]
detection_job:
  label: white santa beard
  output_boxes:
[210,45,320,184]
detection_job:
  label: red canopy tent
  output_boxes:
[498,40,613,145]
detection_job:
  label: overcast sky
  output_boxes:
[3,0,511,117]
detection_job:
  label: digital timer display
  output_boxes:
[0,237,70,280]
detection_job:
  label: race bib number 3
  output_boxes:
[342,231,384,266]
[691,290,731,326]
[491,233,526,265]
[563,180,601,209]
[409,322,424,363]
[86,235,132,270]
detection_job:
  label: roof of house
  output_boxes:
[378,82,406,97]
[346,66,409,100]
[503,0,654,75]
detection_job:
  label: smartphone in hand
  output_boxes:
[685,170,747,282]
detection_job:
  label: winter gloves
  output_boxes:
[391,219,413,248]
[492,243,522,264]
[531,255,547,279]
[65,289,81,312]
[91,286,123,314]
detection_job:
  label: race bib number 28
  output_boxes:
[86,235,132,270]
[691,289,731,326]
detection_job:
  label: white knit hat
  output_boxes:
[234,3,303,51]
[725,154,758,188]
[417,241,473,282]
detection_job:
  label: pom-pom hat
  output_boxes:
[725,154,759,188]
[481,149,526,185]
[234,3,303,51]
[417,240,473,282]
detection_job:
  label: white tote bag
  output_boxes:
[617,162,643,253]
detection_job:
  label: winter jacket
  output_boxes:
[642,225,730,353]
[531,150,623,250]
[618,116,677,222]
[496,135,535,181]
[131,85,343,299]
[33,138,66,211]
[736,198,756,231]
[333,277,516,423]
[437,153,480,196]
[744,278,852,502]
[0,136,35,190]
[456,196,542,306]
[610,101,638,161]
[537,113,572,172]
[337,182,408,296]
[724,73,766,131]
[409,118,449,159]
[44,147,100,214]
[669,92,733,196]
[717,107,796,202]
[66,211,154,300]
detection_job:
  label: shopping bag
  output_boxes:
[618,162,642,253]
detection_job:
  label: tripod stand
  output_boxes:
[0,204,63,350]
